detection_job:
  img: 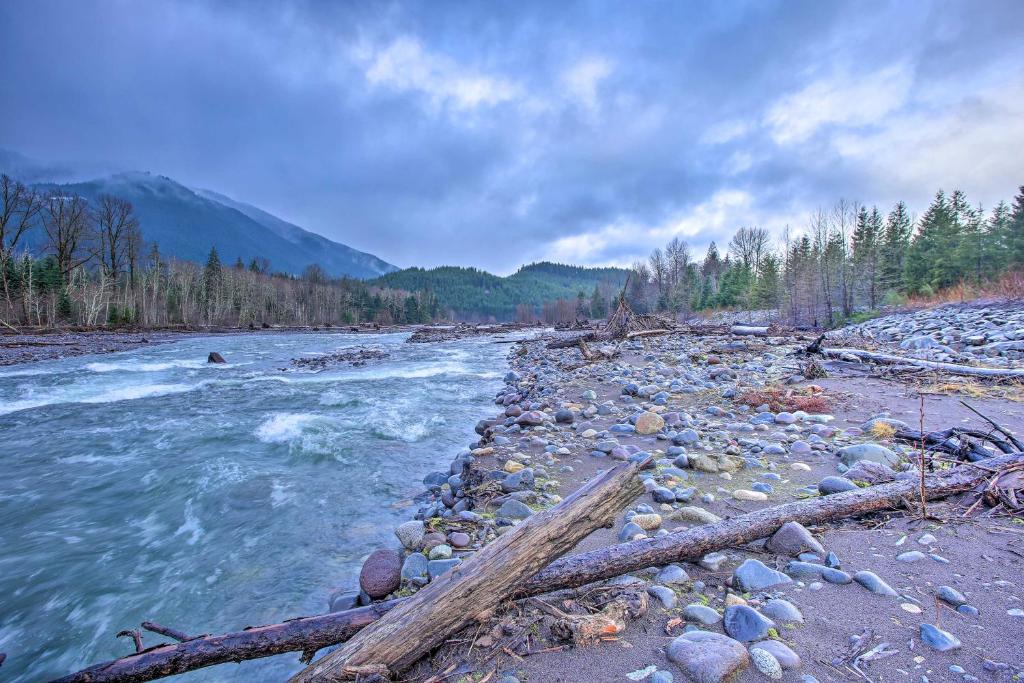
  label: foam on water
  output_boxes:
[254,412,323,443]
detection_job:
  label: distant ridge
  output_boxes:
[1,150,398,279]
[372,261,629,319]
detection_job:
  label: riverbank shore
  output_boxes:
[345,302,1024,683]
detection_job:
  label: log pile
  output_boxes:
[804,334,1024,379]
[51,449,1024,683]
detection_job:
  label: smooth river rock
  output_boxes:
[666,631,749,683]
[359,548,402,599]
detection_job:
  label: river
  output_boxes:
[0,331,507,681]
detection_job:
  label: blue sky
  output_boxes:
[2,0,1022,273]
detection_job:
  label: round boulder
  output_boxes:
[359,548,402,599]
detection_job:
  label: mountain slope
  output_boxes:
[1,153,398,279]
[194,189,397,278]
[372,262,629,320]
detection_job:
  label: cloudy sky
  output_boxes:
[2,1,1022,273]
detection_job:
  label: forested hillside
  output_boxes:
[372,262,629,321]
[624,185,1024,328]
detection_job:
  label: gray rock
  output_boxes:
[359,548,402,599]
[401,552,429,584]
[760,598,804,624]
[651,672,674,683]
[395,520,426,550]
[752,640,801,669]
[844,460,896,484]
[766,522,826,557]
[652,486,677,504]
[838,443,901,467]
[734,558,793,591]
[666,631,749,683]
[656,564,690,585]
[853,570,898,596]
[501,468,535,493]
[328,588,359,612]
[784,561,851,584]
[723,605,775,642]
[554,408,575,424]
[937,585,967,607]
[896,550,926,562]
[700,552,729,571]
[427,558,462,579]
[683,604,723,625]
[619,521,646,542]
[818,476,858,495]
[647,585,677,609]
[497,499,533,519]
[920,623,961,651]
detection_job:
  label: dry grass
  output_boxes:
[870,421,897,440]
[736,385,831,414]
[904,270,1024,309]
[918,378,1024,403]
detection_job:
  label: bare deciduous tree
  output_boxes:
[43,194,93,277]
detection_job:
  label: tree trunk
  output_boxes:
[290,456,650,682]
[815,346,1024,379]
[52,452,1019,683]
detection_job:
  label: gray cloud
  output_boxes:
[2,0,1021,273]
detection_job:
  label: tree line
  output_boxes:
[0,174,439,328]
[625,185,1024,327]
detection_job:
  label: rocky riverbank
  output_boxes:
[337,301,1024,683]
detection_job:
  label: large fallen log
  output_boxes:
[289,456,650,682]
[53,452,1020,683]
[813,345,1024,379]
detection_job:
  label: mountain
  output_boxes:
[2,151,398,279]
[372,262,630,320]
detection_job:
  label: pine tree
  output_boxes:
[1007,186,1024,267]
[852,206,883,308]
[753,253,780,309]
[881,201,912,293]
[589,285,607,319]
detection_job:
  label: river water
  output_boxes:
[0,332,508,681]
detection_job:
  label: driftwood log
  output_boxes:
[729,325,770,336]
[288,456,650,681]
[51,451,1020,683]
[810,344,1024,379]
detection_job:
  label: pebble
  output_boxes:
[733,489,768,501]
[647,585,677,609]
[920,623,961,651]
[937,585,967,607]
[749,648,783,680]
[854,570,898,596]
[752,640,801,669]
[897,551,927,562]
[700,551,729,571]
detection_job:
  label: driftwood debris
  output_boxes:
[289,456,650,682]
[52,451,1021,683]
[806,337,1024,379]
